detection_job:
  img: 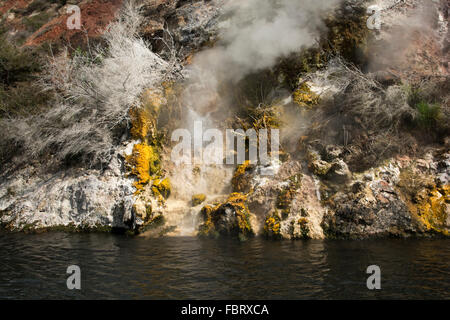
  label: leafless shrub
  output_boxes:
[322,57,415,130]
[4,1,179,167]
[303,57,426,171]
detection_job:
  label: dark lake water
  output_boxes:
[0,231,448,299]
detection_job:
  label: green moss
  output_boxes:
[276,4,369,90]
[231,70,283,131]
[405,84,446,132]
[277,48,324,91]
[323,5,369,66]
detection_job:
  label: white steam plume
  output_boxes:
[169,0,343,202]
[183,0,342,116]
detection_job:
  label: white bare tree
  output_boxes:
[10,0,180,166]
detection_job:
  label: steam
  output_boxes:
[368,0,446,75]
[182,0,342,117]
[193,0,340,82]
[168,0,343,205]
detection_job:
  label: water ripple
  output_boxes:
[0,232,448,299]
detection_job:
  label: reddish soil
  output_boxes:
[0,0,32,15]
[23,0,124,47]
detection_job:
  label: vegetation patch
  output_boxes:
[293,82,319,108]
[297,217,310,239]
[126,89,166,193]
[276,188,294,218]
[191,194,206,206]
[152,178,171,199]
[0,26,48,118]
[231,160,253,193]
[198,205,218,238]
[398,168,449,235]
[414,101,441,129]
[23,12,51,32]
[413,185,449,235]
[138,214,165,234]
[126,143,160,192]
[264,212,281,239]
[198,193,254,240]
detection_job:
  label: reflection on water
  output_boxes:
[0,231,448,299]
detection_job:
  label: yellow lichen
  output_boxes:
[126,87,165,194]
[251,112,281,130]
[198,192,253,239]
[192,194,206,206]
[264,212,281,239]
[293,82,319,108]
[398,168,449,235]
[232,160,252,192]
[276,188,294,218]
[141,88,164,115]
[126,87,167,194]
[298,217,310,239]
[414,185,449,235]
[227,192,247,204]
[129,87,165,142]
[152,178,171,199]
[198,205,216,237]
[129,107,154,141]
[226,193,253,236]
[126,143,161,192]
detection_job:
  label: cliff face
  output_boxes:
[0,0,219,53]
[0,0,222,233]
[0,0,448,238]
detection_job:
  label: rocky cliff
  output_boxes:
[0,0,448,239]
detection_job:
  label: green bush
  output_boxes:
[0,83,50,118]
[0,35,41,86]
[405,85,443,129]
[414,101,441,128]
[0,29,50,119]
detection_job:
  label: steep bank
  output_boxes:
[0,0,448,239]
